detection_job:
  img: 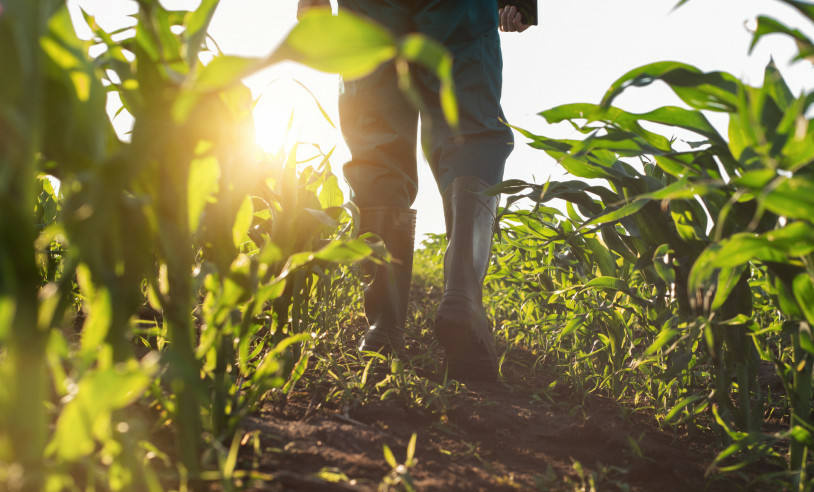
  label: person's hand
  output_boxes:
[498,5,530,33]
[297,0,331,20]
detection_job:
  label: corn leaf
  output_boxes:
[269,9,397,80]
[792,273,814,325]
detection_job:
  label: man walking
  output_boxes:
[297,0,531,382]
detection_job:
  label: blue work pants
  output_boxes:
[338,0,514,209]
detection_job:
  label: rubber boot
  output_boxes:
[358,207,416,355]
[434,176,499,382]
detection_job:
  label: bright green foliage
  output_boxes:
[413,233,446,291]
[491,0,814,486]
[0,1,455,490]
[274,9,397,79]
[380,432,418,491]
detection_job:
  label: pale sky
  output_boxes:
[70,0,814,243]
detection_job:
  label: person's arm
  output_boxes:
[498,5,531,33]
[297,0,331,20]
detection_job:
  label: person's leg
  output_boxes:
[339,61,418,209]
[434,175,500,381]
[338,0,418,354]
[338,0,417,209]
[415,1,514,191]
[415,0,515,381]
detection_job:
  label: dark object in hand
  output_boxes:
[498,0,538,26]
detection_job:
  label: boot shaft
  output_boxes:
[360,207,416,290]
[442,176,498,302]
[358,207,416,352]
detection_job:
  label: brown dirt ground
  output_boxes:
[233,287,777,491]
[238,375,744,491]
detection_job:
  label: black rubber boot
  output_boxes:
[434,176,499,382]
[358,207,416,355]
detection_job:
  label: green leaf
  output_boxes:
[560,314,587,338]
[789,425,814,447]
[305,208,340,228]
[315,467,351,484]
[289,78,337,128]
[750,16,814,61]
[541,103,723,144]
[270,10,397,80]
[318,174,344,208]
[252,334,312,391]
[582,276,628,292]
[711,265,747,311]
[799,324,814,355]
[40,5,113,167]
[92,364,155,410]
[761,58,795,111]
[383,444,398,469]
[47,361,156,461]
[79,287,112,361]
[601,227,639,264]
[653,244,676,285]
[645,328,679,356]
[734,169,776,189]
[584,235,616,277]
[690,223,814,289]
[601,61,740,112]
[555,153,616,180]
[728,225,813,265]
[195,55,258,92]
[582,200,647,228]
[0,297,13,342]
[670,199,709,242]
[133,2,184,73]
[188,155,220,234]
[313,239,372,263]
[665,395,704,422]
[223,432,241,480]
[46,399,96,461]
[638,178,709,201]
[259,243,285,267]
[792,273,814,325]
[399,34,457,128]
[283,350,309,394]
[232,196,254,248]
[406,432,417,465]
[762,222,814,257]
[570,128,668,157]
[184,0,220,66]
[764,177,814,221]
[773,274,804,320]
[486,179,533,196]
[711,404,739,439]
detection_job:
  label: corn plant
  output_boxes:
[380,433,418,492]
[491,0,814,484]
[1,0,457,489]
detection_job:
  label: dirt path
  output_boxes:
[240,360,745,490]
[235,286,759,491]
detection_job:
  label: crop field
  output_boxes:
[1,0,813,490]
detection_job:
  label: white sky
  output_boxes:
[70,0,814,243]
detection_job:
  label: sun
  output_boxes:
[252,78,340,159]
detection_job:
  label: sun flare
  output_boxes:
[252,79,340,158]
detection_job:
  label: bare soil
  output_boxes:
[234,287,772,491]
